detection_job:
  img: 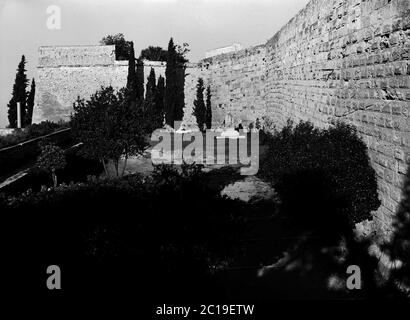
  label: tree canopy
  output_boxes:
[193,78,206,131]
[7,55,29,128]
[100,33,131,60]
[71,86,148,177]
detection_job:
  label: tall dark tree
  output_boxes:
[174,66,185,123]
[154,75,165,129]
[25,78,36,126]
[193,78,206,131]
[136,59,145,102]
[126,42,137,102]
[164,38,186,127]
[144,68,157,132]
[205,85,212,129]
[7,55,29,128]
[100,33,131,60]
[165,38,177,127]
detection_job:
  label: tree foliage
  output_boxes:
[100,33,131,60]
[154,75,165,129]
[25,78,36,126]
[193,78,206,131]
[205,85,212,129]
[139,44,189,63]
[126,41,137,101]
[144,68,157,132]
[259,120,380,226]
[386,165,410,292]
[139,46,167,62]
[71,86,148,177]
[136,59,145,102]
[37,141,66,187]
[164,38,186,127]
[8,55,29,128]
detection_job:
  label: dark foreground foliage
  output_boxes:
[259,120,380,227]
[384,164,410,295]
[254,121,406,299]
[1,164,247,301]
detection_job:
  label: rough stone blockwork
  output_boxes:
[200,44,267,126]
[201,0,410,237]
[34,45,199,126]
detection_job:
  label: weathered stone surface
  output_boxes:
[34,45,199,127]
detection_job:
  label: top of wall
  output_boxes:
[266,0,324,49]
[205,43,243,58]
[38,45,200,69]
[38,45,117,68]
[200,44,266,65]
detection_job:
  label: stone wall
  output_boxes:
[200,44,267,127]
[200,0,410,237]
[34,45,199,126]
[265,0,410,237]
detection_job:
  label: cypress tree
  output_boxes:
[193,78,206,131]
[7,55,29,128]
[145,68,156,101]
[165,38,177,127]
[205,85,212,129]
[127,41,137,102]
[155,75,165,128]
[25,78,36,126]
[144,68,156,132]
[174,66,185,123]
[136,58,144,102]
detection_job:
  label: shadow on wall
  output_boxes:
[248,121,405,299]
[384,162,410,295]
[35,92,65,123]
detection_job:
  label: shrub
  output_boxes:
[1,165,247,297]
[259,120,380,228]
[71,86,148,177]
[0,121,68,149]
[100,33,131,61]
[36,141,66,187]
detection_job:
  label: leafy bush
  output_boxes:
[0,121,68,149]
[139,46,168,62]
[0,165,246,298]
[259,120,380,228]
[71,86,148,177]
[100,33,131,60]
[37,141,66,187]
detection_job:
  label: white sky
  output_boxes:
[0,0,310,127]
